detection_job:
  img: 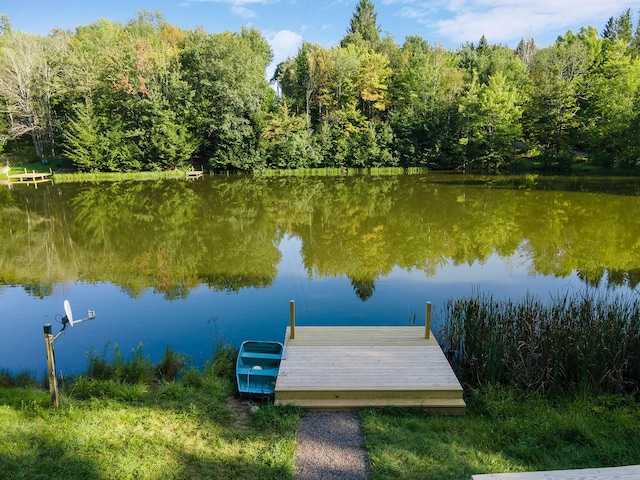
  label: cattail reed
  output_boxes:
[441,290,640,394]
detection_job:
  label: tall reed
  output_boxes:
[441,290,640,394]
[254,166,417,177]
[53,170,185,183]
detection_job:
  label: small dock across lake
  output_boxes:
[274,304,465,413]
[6,168,53,187]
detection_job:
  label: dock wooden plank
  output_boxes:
[8,168,53,181]
[472,465,640,479]
[274,326,465,413]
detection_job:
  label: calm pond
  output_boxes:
[1,173,639,375]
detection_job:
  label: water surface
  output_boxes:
[1,173,639,374]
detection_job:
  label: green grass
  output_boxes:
[0,349,302,480]
[254,166,422,176]
[1,152,188,182]
[53,170,187,183]
[362,386,640,480]
[4,384,636,480]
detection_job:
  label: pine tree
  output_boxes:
[602,8,633,45]
[341,0,381,49]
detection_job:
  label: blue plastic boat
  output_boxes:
[236,340,283,396]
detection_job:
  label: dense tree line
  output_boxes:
[1,3,639,172]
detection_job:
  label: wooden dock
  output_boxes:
[186,170,204,179]
[472,464,640,479]
[7,168,53,187]
[274,325,466,414]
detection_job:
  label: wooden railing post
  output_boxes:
[425,302,432,339]
[290,300,295,340]
[43,324,59,409]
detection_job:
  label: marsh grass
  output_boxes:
[86,342,154,384]
[255,166,418,176]
[156,345,185,381]
[441,290,640,394]
[53,170,185,183]
[0,369,39,388]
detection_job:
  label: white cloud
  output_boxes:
[266,29,304,80]
[383,0,640,46]
[269,29,304,59]
[231,6,257,18]
[184,0,269,4]
[181,0,270,18]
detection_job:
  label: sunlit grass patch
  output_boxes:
[361,386,640,480]
[254,166,417,176]
[53,170,185,183]
[0,345,300,480]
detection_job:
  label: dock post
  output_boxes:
[290,300,295,340]
[425,302,432,339]
[43,324,59,409]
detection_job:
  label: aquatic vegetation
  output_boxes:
[441,291,640,394]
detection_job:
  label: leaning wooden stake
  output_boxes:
[425,302,432,339]
[43,324,59,409]
[290,300,295,340]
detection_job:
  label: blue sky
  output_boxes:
[3,0,640,77]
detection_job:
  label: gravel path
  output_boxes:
[295,412,370,480]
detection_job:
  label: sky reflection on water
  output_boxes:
[0,234,601,375]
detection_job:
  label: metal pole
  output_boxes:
[289,300,295,340]
[43,324,59,409]
[425,302,432,340]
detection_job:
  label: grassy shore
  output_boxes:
[2,155,427,182]
[361,387,640,479]
[0,347,302,480]
[2,382,639,479]
[1,156,187,183]
[2,348,640,479]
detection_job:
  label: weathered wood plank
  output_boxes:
[472,465,640,480]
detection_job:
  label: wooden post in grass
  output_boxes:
[425,302,432,339]
[43,324,59,409]
[290,300,295,340]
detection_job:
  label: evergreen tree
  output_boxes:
[0,14,11,35]
[341,0,381,49]
[602,8,633,45]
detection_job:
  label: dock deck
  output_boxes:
[472,464,640,479]
[7,168,53,187]
[274,326,465,414]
